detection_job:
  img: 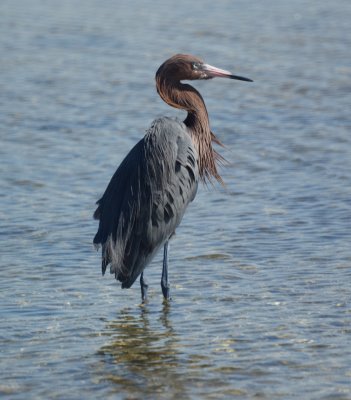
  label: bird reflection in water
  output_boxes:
[97,304,192,398]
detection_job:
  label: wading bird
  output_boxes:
[94,54,252,302]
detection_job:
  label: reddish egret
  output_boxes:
[93,54,252,301]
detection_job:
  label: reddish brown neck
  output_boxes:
[156,76,223,184]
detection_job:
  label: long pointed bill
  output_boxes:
[203,63,253,82]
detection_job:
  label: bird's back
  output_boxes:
[94,117,199,288]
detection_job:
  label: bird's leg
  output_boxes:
[161,240,171,300]
[140,272,148,303]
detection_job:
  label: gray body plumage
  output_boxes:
[93,117,199,289]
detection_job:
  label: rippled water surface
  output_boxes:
[1,0,351,398]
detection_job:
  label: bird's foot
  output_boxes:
[161,283,171,301]
[141,289,149,304]
[140,273,149,303]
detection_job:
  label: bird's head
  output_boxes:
[156,54,253,83]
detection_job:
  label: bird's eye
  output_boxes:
[192,62,201,70]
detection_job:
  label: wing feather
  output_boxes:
[93,117,198,288]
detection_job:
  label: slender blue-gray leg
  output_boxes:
[161,240,171,300]
[140,272,148,302]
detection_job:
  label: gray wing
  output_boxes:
[93,117,198,288]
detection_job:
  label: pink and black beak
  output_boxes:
[201,63,253,82]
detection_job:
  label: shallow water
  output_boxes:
[1,0,351,398]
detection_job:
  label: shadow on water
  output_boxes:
[96,303,195,399]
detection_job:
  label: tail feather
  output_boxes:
[101,251,108,275]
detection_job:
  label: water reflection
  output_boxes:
[97,304,191,399]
